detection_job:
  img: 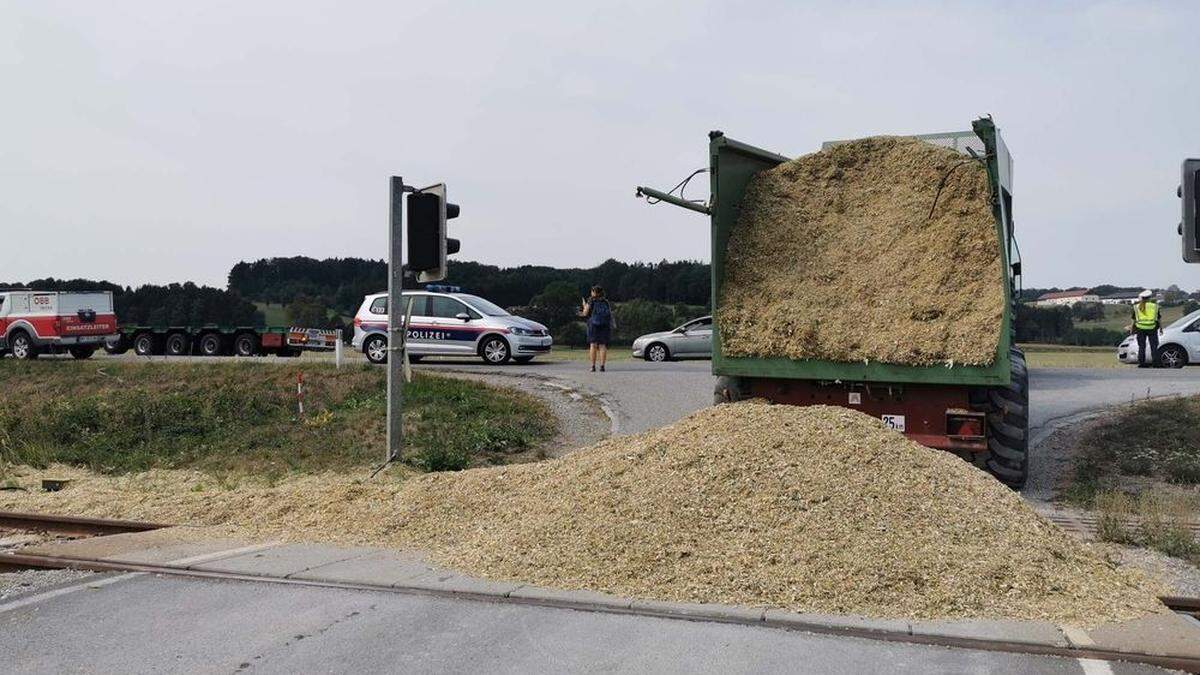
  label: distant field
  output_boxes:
[1075,303,1186,332]
[1019,343,1118,369]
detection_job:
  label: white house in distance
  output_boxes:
[1099,291,1142,305]
[1035,289,1100,306]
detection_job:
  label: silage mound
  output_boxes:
[391,403,1162,625]
[718,136,1004,367]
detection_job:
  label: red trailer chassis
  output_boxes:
[726,378,989,453]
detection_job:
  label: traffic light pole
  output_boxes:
[386,176,408,464]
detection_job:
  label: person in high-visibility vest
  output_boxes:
[1131,289,1162,368]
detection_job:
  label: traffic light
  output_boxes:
[407,183,461,282]
[1182,160,1200,263]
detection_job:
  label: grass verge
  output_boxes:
[1019,343,1119,369]
[1061,395,1200,563]
[0,361,555,479]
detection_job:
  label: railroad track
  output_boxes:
[1043,512,1200,538]
[0,510,166,537]
[2,511,1199,672]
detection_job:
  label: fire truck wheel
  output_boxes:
[974,347,1029,489]
[164,333,189,356]
[10,331,38,360]
[69,346,96,360]
[199,333,222,356]
[235,334,258,357]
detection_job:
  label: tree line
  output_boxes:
[1,278,261,326]
[227,256,711,317]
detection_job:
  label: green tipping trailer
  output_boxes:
[637,117,1029,487]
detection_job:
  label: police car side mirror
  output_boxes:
[455,312,471,322]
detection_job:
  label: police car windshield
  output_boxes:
[457,295,509,317]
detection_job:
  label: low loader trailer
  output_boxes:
[105,325,341,358]
[638,118,1029,487]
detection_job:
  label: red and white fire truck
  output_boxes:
[0,290,119,360]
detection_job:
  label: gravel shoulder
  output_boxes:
[431,370,612,458]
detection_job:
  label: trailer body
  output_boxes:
[107,325,341,358]
[640,118,1029,486]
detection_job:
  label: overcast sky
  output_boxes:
[2,1,1198,291]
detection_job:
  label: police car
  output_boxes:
[352,290,552,365]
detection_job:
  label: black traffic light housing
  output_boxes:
[1182,159,1200,263]
[406,183,461,282]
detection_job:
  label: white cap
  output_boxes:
[1139,289,1153,299]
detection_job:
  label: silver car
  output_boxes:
[632,316,713,362]
[1117,308,1200,367]
[352,291,552,365]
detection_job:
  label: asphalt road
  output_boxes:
[0,573,1167,675]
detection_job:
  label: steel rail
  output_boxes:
[0,511,167,537]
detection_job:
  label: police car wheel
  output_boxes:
[364,335,388,364]
[481,336,511,365]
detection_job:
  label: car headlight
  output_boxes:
[510,327,533,336]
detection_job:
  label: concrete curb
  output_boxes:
[5,546,1199,671]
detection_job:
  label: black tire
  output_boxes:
[234,334,258,357]
[713,375,747,405]
[513,356,534,364]
[9,331,37,360]
[164,333,189,356]
[363,335,387,364]
[133,333,157,356]
[972,347,1029,489]
[480,336,511,365]
[69,346,96,360]
[199,333,222,357]
[1158,345,1188,369]
[645,342,670,362]
[103,338,127,355]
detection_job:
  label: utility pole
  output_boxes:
[386,176,406,463]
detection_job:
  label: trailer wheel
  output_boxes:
[164,333,189,356]
[9,331,37,360]
[713,375,747,405]
[199,333,222,357]
[103,337,127,355]
[234,334,258,357]
[133,333,157,356]
[69,346,96,360]
[974,347,1029,489]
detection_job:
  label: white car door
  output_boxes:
[425,295,478,354]
[1182,318,1200,362]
